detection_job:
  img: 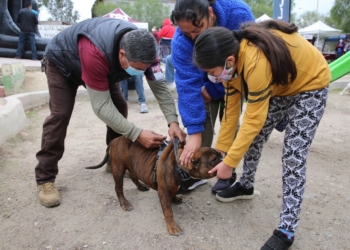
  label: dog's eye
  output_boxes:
[191,159,200,166]
[211,157,217,162]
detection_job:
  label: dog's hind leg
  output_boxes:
[129,173,150,191]
[172,195,183,204]
[113,170,133,211]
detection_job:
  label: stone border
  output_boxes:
[0,89,88,145]
[1,62,25,96]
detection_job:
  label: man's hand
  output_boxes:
[168,122,186,142]
[201,86,212,103]
[208,161,234,179]
[136,130,167,148]
[180,133,202,166]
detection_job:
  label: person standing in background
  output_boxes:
[120,75,149,113]
[158,18,175,62]
[14,0,38,60]
[335,39,345,59]
[151,26,161,58]
[165,54,175,90]
[343,36,350,54]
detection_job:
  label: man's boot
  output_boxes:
[38,182,61,207]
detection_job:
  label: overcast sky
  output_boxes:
[38,0,335,22]
[292,0,335,16]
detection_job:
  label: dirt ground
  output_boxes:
[0,71,350,250]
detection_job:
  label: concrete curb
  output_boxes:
[0,95,26,145]
[1,62,25,96]
[0,89,89,146]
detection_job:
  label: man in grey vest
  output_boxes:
[35,18,190,207]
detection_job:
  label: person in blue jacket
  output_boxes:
[170,0,254,193]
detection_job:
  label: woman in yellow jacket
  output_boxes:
[193,20,331,249]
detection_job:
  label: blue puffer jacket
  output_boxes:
[172,0,254,135]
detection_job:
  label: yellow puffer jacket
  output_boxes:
[217,30,331,167]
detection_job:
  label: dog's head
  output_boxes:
[180,147,222,179]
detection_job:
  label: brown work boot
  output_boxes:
[38,182,61,207]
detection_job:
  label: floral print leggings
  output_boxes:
[240,87,329,232]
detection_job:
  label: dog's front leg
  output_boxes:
[157,188,182,235]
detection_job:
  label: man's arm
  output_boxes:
[16,10,21,24]
[144,61,178,125]
[144,61,185,142]
[86,86,143,141]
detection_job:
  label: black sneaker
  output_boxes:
[211,172,237,194]
[178,178,207,193]
[216,181,254,202]
[261,229,294,250]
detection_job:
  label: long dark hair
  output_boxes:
[194,20,298,86]
[170,0,215,28]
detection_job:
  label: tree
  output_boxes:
[244,0,274,18]
[92,0,170,31]
[330,0,350,33]
[126,0,171,30]
[92,1,118,18]
[46,0,80,23]
[37,0,50,9]
[293,11,321,28]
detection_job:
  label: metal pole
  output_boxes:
[316,0,319,48]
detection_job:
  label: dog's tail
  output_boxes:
[85,145,110,169]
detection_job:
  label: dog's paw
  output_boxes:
[120,201,133,211]
[137,183,150,192]
[172,195,183,204]
[166,222,182,236]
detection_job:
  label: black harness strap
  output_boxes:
[173,138,191,181]
[152,140,168,183]
[152,138,191,184]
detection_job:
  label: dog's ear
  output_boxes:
[178,141,184,149]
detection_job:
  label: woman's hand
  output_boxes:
[179,133,202,166]
[208,161,234,179]
[201,86,212,103]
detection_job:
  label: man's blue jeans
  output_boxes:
[120,75,146,104]
[160,38,172,63]
[165,55,174,83]
[16,32,37,59]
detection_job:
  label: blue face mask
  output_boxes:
[124,58,144,76]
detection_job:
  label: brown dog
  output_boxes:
[86,136,222,235]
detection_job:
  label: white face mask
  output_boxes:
[207,60,234,83]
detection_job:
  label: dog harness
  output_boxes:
[152,138,191,186]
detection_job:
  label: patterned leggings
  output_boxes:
[240,87,329,232]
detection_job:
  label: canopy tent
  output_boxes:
[255,14,272,23]
[103,8,148,30]
[298,21,342,47]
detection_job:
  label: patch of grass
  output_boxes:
[330,88,345,94]
[25,109,38,118]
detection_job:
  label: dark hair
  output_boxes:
[170,0,215,28]
[194,20,299,86]
[120,30,156,64]
[24,0,32,7]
